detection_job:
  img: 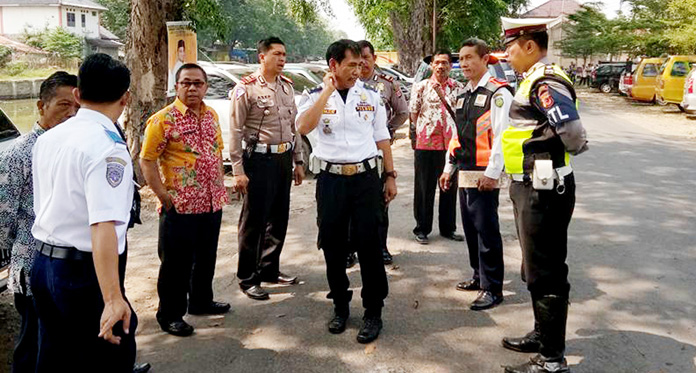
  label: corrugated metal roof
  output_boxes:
[0,0,107,11]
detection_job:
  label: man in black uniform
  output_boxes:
[499,18,588,373]
[297,39,397,344]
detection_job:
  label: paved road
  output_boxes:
[123,100,696,372]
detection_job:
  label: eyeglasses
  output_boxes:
[177,81,206,88]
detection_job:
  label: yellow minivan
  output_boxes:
[655,55,696,108]
[630,58,664,102]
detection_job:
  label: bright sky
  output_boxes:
[326,0,627,42]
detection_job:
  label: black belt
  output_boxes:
[36,241,92,261]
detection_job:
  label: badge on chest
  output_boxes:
[474,94,487,107]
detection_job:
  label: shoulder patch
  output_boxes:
[378,73,394,82]
[494,95,505,108]
[309,85,323,94]
[106,156,127,188]
[280,74,294,85]
[240,75,258,85]
[104,129,126,145]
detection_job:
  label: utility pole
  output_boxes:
[432,0,436,51]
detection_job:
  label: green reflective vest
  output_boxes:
[502,63,576,175]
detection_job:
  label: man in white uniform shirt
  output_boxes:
[297,39,397,344]
[31,53,137,372]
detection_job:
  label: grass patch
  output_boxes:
[0,67,77,81]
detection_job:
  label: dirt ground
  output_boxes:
[1,88,695,372]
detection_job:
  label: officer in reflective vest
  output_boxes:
[439,38,513,312]
[499,17,588,373]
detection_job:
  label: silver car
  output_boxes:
[681,67,696,116]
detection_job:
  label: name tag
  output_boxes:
[474,94,487,107]
[323,109,337,114]
[455,98,464,109]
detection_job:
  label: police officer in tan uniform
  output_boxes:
[229,36,304,301]
[353,40,408,266]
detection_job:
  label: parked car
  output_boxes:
[630,57,664,102]
[655,55,696,110]
[618,69,634,95]
[413,54,517,91]
[0,107,20,154]
[681,66,696,116]
[378,64,414,84]
[591,62,631,93]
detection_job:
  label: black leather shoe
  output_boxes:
[470,290,503,311]
[159,320,194,337]
[356,316,383,343]
[382,247,393,265]
[262,272,298,285]
[415,233,429,245]
[328,312,348,334]
[346,252,358,268]
[133,362,152,373]
[440,232,464,241]
[504,355,569,373]
[456,279,480,291]
[188,301,231,315]
[502,329,541,353]
[241,285,270,300]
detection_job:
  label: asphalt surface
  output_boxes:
[2,94,695,372]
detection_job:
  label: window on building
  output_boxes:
[81,14,86,27]
[67,12,75,27]
[92,11,96,16]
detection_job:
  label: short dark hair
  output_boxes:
[175,63,208,83]
[519,32,548,51]
[357,40,375,56]
[460,38,490,58]
[326,39,361,66]
[433,48,452,62]
[177,39,185,49]
[78,53,130,103]
[257,37,285,54]
[39,71,77,102]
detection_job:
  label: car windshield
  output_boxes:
[205,73,236,100]
[0,109,20,141]
[283,71,317,93]
[218,66,256,79]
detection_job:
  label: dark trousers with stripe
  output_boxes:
[31,248,137,373]
[317,169,388,312]
[157,209,223,322]
[459,187,504,293]
[413,149,457,236]
[237,151,293,287]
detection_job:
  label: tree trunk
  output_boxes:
[124,0,182,183]
[390,0,432,75]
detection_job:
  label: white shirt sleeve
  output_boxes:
[484,88,513,179]
[84,147,133,226]
[372,96,391,143]
[297,88,318,118]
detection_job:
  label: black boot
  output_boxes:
[504,295,570,373]
[328,304,349,334]
[502,295,541,353]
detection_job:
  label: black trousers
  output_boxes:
[349,174,389,252]
[237,151,293,286]
[509,174,576,297]
[157,209,223,322]
[413,149,457,236]
[317,169,388,311]
[459,187,504,293]
[12,293,38,373]
[31,249,137,373]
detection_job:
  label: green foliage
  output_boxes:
[43,28,84,59]
[94,0,130,40]
[21,28,48,49]
[0,45,12,68]
[3,61,28,76]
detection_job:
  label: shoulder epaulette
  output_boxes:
[378,73,394,83]
[488,77,508,87]
[364,84,378,93]
[308,85,323,94]
[104,129,126,145]
[544,65,557,75]
[240,75,258,85]
[280,74,294,85]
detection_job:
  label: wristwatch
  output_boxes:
[384,170,398,179]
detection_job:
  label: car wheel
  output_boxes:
[301,135,312,176]
[600,82,612,93]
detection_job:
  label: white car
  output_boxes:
[202,64,318,172]
[681,67,696,116]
